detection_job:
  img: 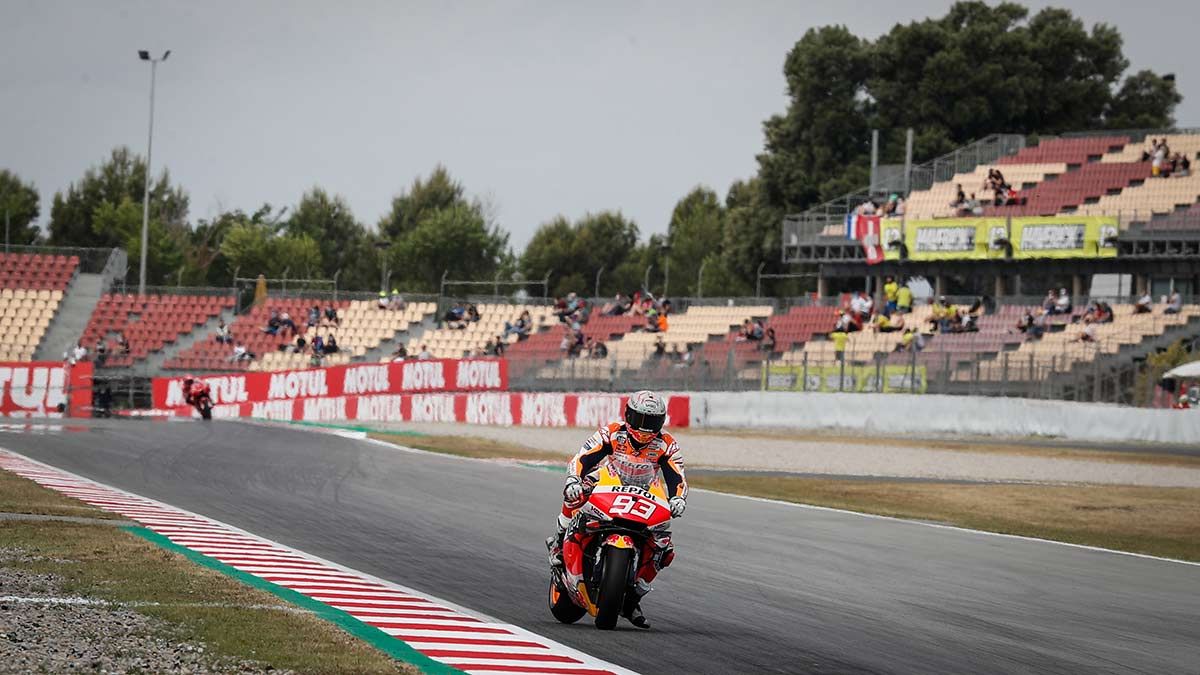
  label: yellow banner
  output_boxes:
[883,216,1119,261]
[1010,216,1118,259]
[764,364,927,393]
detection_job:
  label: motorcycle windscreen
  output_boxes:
[606,455,657,488]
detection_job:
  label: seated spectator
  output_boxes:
[1041,290,1057,313]
[1054,288,1072,316]
[874,313,904,333]
[503,310,532,340]
[849,291,872,322]
[656,311,668,333]
[895,328,914,352]
[1165,290,1183,314]
[293,336,307,354]
[214,320,233,345]
[942,303,960,333]
[390,342,408,362]
[484,338,496,356]
[94,340,108,367]
[1072,323,1098,343]
[1134,292,1153,314]
[230,341,254,362]
[567,328,585,357]
[263,309,282,335]
[377,290,389,310]
[115,331,130,355]
[1028,309,1047,340]
[591,340,608,359]
[669,344,683,362]
[66,341,88,365]
[1016,311,1034,334]
[653,335,666,359]
[762,327,777,352]
[644,308,661,333]
[1095,301,1114,324]
[417,344,433,360]
[964,193,983,216]
[1178,153,1192,178]
[491,335,506,357]
[949,184,966,210]
[857,199,876,216]
[389,289,406,311]
[323,305,341,327]
[834,310,853,333]
[466,303,481,323]
[324,335,340,355]
[676,344,695,368]
[895,283,913,314]
[735,319,754,342]
[279,311,297,336]
[443,302,467,328]
[307,305,321,328]
[311,334,324,355]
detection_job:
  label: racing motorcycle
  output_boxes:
[548,454,672,630]
[188,389,213,420]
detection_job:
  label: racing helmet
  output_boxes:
[624,390,667,446]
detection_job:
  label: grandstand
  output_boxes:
[81,293,235,368]
[0,253,77,362]
[387,303,559,361]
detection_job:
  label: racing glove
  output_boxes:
[669,496,686,518]
[563,476,585,506]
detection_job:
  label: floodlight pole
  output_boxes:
[138,49,170,296]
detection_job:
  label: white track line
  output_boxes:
[0,448,641,675]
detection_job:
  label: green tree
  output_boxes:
[720,179,784,296]
[666,187,726,296]
[0,169,41,245]
[520,211,640,297]
[219,221,322,281]
[391,206,508,292]
[378,166,464,240]
[48,147,188,248]
[1105,70,1184,129]
[286,187,375,288]
[92,197,184,285]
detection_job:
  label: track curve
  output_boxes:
[2,419,1197,674]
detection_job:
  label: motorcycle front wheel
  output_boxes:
[200,404,213,420]
[548,575,586,624]
[594,547,632,630]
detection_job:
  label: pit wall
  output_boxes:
[688,392,1200,445]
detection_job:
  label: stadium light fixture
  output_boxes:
[136,49,171,295]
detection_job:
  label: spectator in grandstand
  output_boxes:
[263,310,282,335]
[568,327,585,357]
[116,331,130,355]
[950,184,966,211]
[644,308,662,333]
[965,193,983,216]
[1135,291,1154,314]
[653,335,666,360]
[668,343,683,363]
[293,336,307,354]
[762,327,777,353]
[850,291,873,322]
[1178,153,1192,178]
[214,320,232,345]
[1072,322,1098,343]
[492,335,506,357]
[230,341,254,362]
[1042,290,1057,313]
[1029,309,1047,340]
[883,276,899,315]
[1173,394,1192,410]
[323,305,341,327]
[929,297,951,332]
[829,328,849,363]
[324,335,340,355]
[834,309,853,333]
[1016,310,1034,335]
[307,305,321,328]
[677,344,695,368]
[895,328,915,352]
[856,199,877,216]
[466,303,481,323]
[377,291,389,310]
[311,334,324,355]
[895,282,913,314]
[873,312,904,333]
[94,340,108,367]
[65,341,88,365]
[417,344,433,360]
[503,310,532,340]
[279,311,297,336]
[1054,288,1072,316]
[942,302,960,333]
[390,342,408,361]
[590,339,608,359]
[444,302,467,329]
[391,290,408,312]
[602,293,630,316]
[1165,290,1183,314]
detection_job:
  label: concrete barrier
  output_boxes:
[690,392,1200,445]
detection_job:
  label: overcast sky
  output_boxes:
[2,0,1196,250]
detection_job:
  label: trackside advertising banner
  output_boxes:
[146,391,691,428]
[152,358,507,410]
[0,361,93,418]
[883,216,1119,261]
[764,364,927,394]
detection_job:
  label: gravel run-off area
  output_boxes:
[376,422,1200,488]
[0,548,286,675]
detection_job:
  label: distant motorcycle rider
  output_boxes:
[181,376,211,411]
[547,390,687,629]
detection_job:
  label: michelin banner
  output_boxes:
[764,364,927,394]
[883,216,1118,261]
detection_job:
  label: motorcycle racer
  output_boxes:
[181,376,211,411]
[547,390,687,629]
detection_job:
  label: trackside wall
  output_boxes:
[689,392,1200,445]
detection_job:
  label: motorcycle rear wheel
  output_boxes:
[548,575,586,624]
[200,404,212,420]
[594,547,632,630]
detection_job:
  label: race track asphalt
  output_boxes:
[3,419,1198,674]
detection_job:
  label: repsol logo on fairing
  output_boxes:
[268,370,328,399]
[609,485,654,498]
[402,361,445,391]
[455,360,501,389]
[343,365,389,394]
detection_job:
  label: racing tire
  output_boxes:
[548,575,586,624]
[594,547,632,630]
[200,403,213,420]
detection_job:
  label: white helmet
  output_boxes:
[625,390,667,445]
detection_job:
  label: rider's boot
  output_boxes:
[545,513,571,567]
[621,579,652,629]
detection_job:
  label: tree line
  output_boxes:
[0,3,1181,297]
